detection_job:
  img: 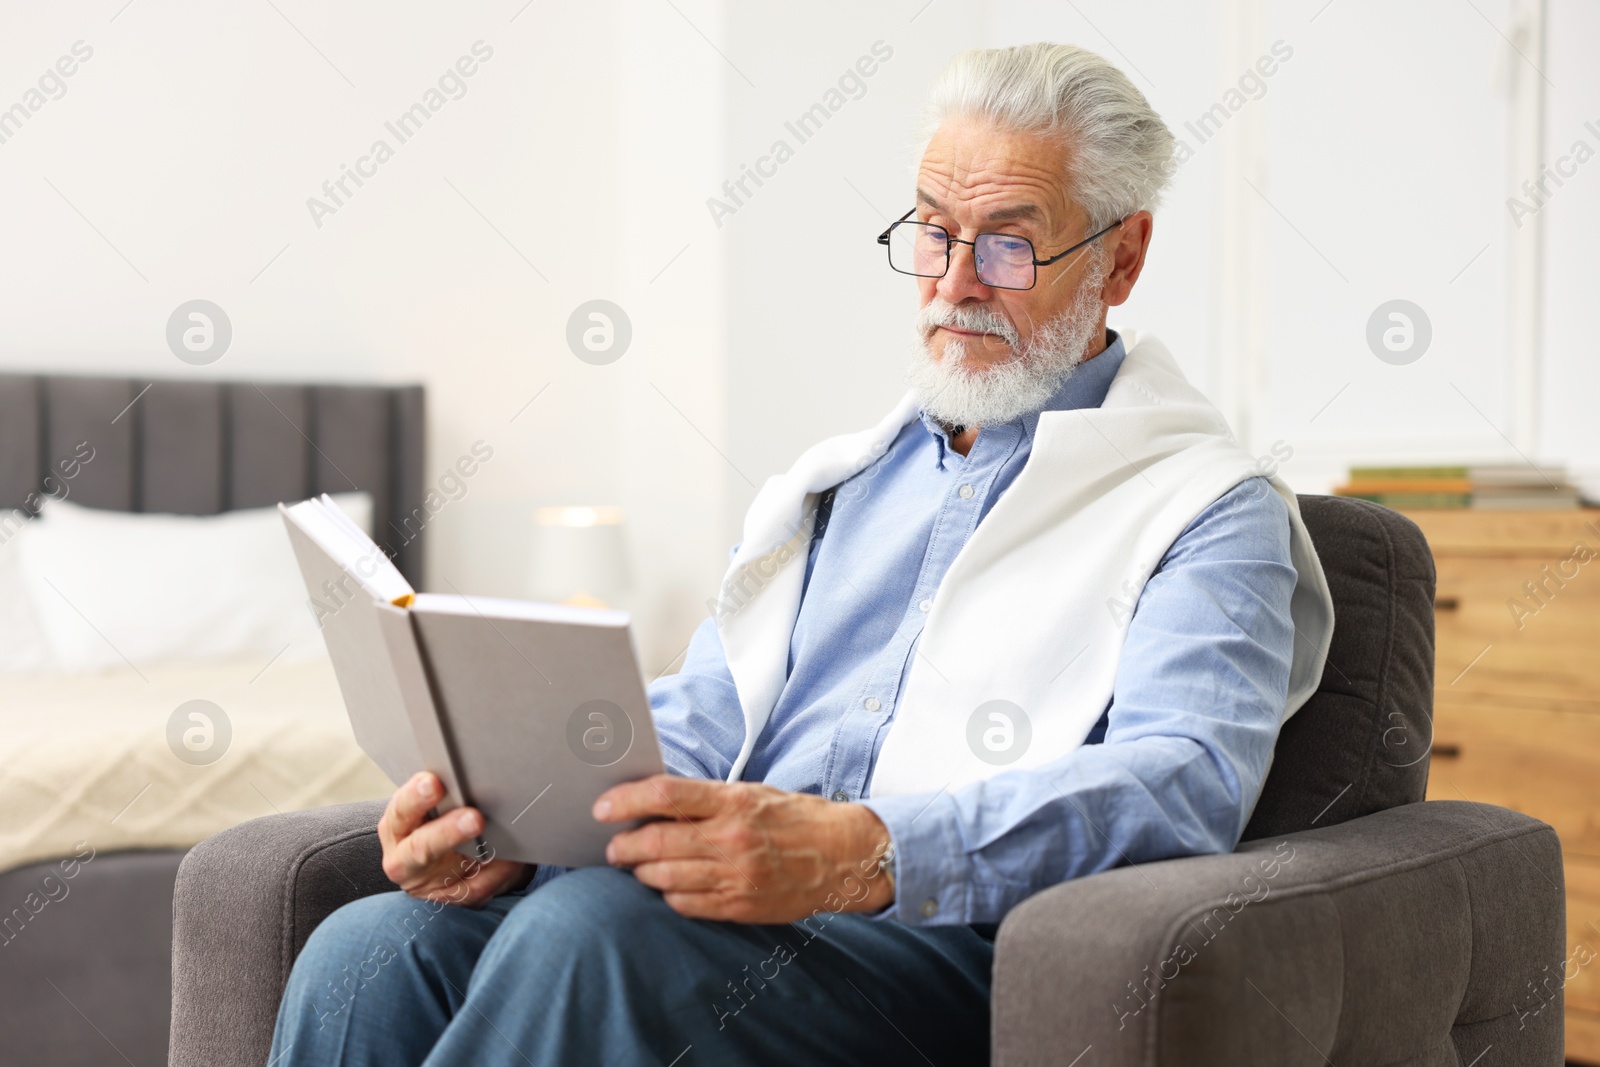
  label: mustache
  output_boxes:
[917,300,1020,348]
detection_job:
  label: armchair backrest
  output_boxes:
[1242,495,1436,841]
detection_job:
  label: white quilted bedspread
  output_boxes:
[0,656,393,873]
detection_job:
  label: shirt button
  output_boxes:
[920,898,939,918]
[918,598,932,613]
[863,697,881,712]
[831,791,849,802]
[958,484,975,499]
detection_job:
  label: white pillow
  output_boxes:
[0,510,58,672]
[13,493,374,673]
[35,493,372,533]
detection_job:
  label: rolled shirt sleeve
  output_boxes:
[647,615,746,782]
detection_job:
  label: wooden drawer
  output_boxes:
[1399,511,1600,1063]
[1425,702,1600,860]
[1569,857,1600,1020]
[1403,509,1600,557]
[1431,552,1600,706]
[1573,1010,1600,1065]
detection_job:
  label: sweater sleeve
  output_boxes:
[862,478,1297,926]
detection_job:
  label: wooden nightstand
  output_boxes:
[1401,508,1600,1062]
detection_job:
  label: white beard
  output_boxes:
[906,250,1109,429]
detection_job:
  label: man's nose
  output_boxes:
[935,240,994,305]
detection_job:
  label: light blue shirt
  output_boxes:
[646,332,1298,926]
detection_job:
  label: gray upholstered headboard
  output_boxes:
[0,374,427,585]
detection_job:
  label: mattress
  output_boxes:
[0,656,392,872]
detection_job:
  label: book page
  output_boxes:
[282,496,413,604]
[411,592,628,628]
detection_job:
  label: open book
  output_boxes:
[279,494,663,868]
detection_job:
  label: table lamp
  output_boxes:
[528,505,632,608]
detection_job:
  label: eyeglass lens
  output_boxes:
[886,222,1036,289]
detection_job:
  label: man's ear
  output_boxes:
[1101,211,1154,308]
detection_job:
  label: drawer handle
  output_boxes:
[1434,597,1460,612]
[1432,743,1462,759]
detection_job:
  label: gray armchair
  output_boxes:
[170,497,1567,1065]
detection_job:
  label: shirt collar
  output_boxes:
[917,329,1127,457]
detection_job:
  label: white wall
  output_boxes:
[3,1,1595,673]
[1256,0,1518,489]
[0,0,729,672]
[1542,0,1600,495]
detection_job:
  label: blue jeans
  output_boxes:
[269,867,993,1065]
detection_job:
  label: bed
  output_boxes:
[0,373,425,1066]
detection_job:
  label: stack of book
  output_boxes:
[1335,465,1581,509]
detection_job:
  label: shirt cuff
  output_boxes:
[861,790,972,926]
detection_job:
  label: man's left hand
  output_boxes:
[594,775,895,924]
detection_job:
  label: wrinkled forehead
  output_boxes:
[916,118,1081,233]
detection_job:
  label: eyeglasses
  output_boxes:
[876,209,1123,291]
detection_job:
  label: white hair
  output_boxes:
[921,43,1175,228]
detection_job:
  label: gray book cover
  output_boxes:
[281,505,661,868]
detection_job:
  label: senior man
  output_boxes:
[273,41,1332,1066]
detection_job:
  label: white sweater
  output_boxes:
[713,331,1334,796]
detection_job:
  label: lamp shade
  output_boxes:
[527,506,632,608]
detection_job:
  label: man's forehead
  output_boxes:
[917,121,1075,222]
[916,186,1045,224]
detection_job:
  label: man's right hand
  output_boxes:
[378,772,529,907]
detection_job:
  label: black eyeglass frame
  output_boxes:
[875,209,1124,291]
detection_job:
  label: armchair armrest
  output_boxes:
[169,799,390,1067]
[993,800,1566,1067]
